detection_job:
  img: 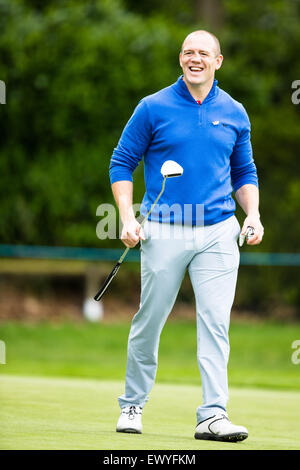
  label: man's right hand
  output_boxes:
[121,219,146,248]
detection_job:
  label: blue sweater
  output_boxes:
[109,76,258,225]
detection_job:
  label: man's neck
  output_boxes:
[183,76,215,103]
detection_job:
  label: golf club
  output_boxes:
[94,160,184,301]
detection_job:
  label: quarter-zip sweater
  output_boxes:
[109,76,258,225]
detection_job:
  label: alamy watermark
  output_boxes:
[0,80,6,104]
[96,202,205,246]
[291,340,300,365]
[291,80,300,104]
[0,340,6,364]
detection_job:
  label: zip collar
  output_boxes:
[173,75,219,105]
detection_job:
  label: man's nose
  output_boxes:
[191,53,202,61]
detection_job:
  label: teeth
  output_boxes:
[190,67,203,71]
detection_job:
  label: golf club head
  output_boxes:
[161,160,183,178]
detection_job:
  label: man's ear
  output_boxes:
[179,52,183,68]
[215,55,223,71]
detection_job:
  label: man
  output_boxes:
[109,30,264,442]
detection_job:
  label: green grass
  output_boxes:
[0,374,300,450]
[1,321,300,450]
[1,320,300,390]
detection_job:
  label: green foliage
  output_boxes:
[0,0,299,311]
[0,0,189,245]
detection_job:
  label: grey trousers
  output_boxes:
[118,215,240,423]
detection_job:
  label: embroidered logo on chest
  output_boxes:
[212,121,228,127]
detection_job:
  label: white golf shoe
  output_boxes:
[116,405,143,434]
[194,412,248,442]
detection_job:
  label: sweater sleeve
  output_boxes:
[109,99,152,184]
[230,107,258,193]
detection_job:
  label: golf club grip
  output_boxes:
[94,262,121,301]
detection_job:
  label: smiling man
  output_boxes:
[180,31,222,101]
[110,30,264,442]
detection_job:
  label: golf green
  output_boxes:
[0,374,299,450]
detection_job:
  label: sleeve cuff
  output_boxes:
[109,166,133,184]
[233,179,259,193]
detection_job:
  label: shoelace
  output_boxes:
[123,406,141,419]
[207,414,231,435]
[128,406,137,419]
[219,413,229,419]
[212,413,230,423]
[220,414,230,421]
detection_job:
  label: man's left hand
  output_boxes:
[241,214,264,245]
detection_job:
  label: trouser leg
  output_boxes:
[118,222,191,409]
[188,216,240,423]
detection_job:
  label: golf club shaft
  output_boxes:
[94,176,166,301]
[118,176,166,263]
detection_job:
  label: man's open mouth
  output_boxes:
[189,66,204,72]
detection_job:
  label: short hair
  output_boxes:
[181,30,221,57]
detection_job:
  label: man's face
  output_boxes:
[179,33,223,87]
